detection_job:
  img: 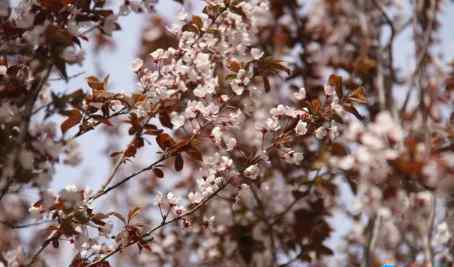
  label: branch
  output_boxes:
[95,115,155,194]
[250,184,278,265]
[400,0,437,114]
[425,194,436,267]
[28,236,58,266]
[362,213,382,267]
[0,219,53,229]
[89,156,167,201]
[87,178,233,266]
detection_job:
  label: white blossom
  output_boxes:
[170,112,185,129]
[131,58,144,72]
[315,126,327,139]
[295,120,308,135]
[244,164,259,179]
[250,48,264,60]
[293,87,306,100]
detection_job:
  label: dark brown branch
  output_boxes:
[89,156,167,201]
[0,219,53,229]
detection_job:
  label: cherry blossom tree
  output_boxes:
[0,0,453,266]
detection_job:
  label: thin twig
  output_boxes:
[0,219,53,229]
[425,194,436,267]
[362,214,381,267]
[87,178,233,267]
[48,71,85,82]
[400,0,437,114]
[89,156,167,201]
[250,184,278,266]
[28,236,57,266]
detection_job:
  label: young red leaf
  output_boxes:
[348,86,368,104]
[156,133,175,150]
[86,76,105,91]
[185,146,203,161]
[328,74,343,99]
[61,109,82,134]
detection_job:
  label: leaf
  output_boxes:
[52,238,59,248]
[192,16,203,30]
[92,212,109,222]
[175,153,184,171]
[124,136,144,158]
[256,57,291,76]
[228,59,241,73]
[54,57,69,81]
[39,0,67,11]
[348,86,368,104]
[328,74,343,99]
[159,112,173,129]
[156,133,175,150]
[310,99,321,113]
[263,76,271,92]
[127,207,142,223]
[144,124,163,136]
[86,76,105,91]
[331,143,348,156]
[182,23,199,33]
[61,109,82,134]
[185,146,203,161]
[153,168,164,178]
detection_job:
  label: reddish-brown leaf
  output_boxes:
[86,76,105,91]
[263,76,271,92]
[192,15,203,29]
[144,124,163,136]
[124,137,144,158]
[175,153,184,171]
[61,109,82,134]
[185,146,203,161]
[348,86,368,104]
[228,59,241,73]
[328,74,343,99]
[153,168,164,178]
[156,133,175,150]
[159,112,173,129]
